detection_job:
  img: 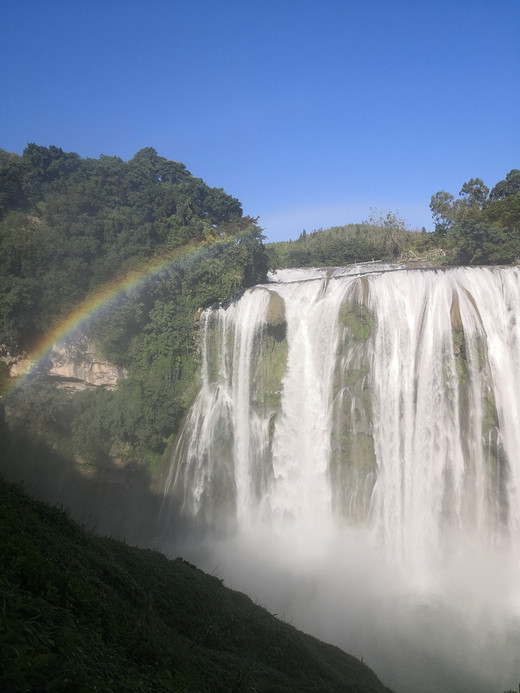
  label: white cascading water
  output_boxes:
[162,265,520,693]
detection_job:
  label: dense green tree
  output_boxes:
[489,169,520,200]
[22,143,82,200]
[429,190,457,237]
[429,170,520,264]
[459,177,489,209]
[0,144,269,462]
[0,150,27,217]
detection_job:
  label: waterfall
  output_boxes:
[165,265,520,557]
[162,264,520,693]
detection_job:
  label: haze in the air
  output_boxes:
[1,0,519,240]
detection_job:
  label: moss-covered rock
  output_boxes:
[250,291,288,419]
[450,290,508,532]
[338,280,376,346]
[330,286,376,523]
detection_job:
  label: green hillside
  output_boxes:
[0,476,393,693]
[0,145,269,469]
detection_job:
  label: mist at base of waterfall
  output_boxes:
[167,521,520,693]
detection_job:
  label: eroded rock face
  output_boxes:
[2,337,126,390]
[3,352,32,379]
[265,290,286,327]
[47,338,126,390]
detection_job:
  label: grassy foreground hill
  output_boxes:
[0,476,394,693]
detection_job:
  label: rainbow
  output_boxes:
[3,235,240,395]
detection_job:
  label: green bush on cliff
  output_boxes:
[430,170,520,264]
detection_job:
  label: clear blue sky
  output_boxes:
[2,0,519,241]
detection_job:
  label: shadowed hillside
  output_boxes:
[0,476,394,692]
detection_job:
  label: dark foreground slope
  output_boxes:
[0,477,394,693]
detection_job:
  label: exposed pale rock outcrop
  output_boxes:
[47,337,126,390]
[2,337,126,390]
[265,289,286,327]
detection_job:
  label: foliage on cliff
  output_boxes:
[0,476,394,692]
[0,144,267,351]
[0,144,268,460]
[430,170,520,264]
[266,211,422,268]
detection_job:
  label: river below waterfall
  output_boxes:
[161,264,520,693]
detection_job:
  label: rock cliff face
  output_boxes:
[4,336,126,390]
[46,338,126,390]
